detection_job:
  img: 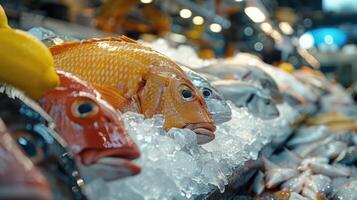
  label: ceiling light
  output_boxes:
[192,16,204,25]
[210,23,222,33]
[270,30,283,43]
[260,22,272,33]
[179,9,192,19]
[235,0,243,2]
[140,0,152,3]
[279,22,294,35]
[299,33,314,49]
[324,35,334,45]
[244,7,266,23]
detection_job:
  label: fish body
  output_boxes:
[211,80,279,119]
[50,36,216,144]
[0,85,87,200]
[0,119,51,200]
[180,65,232,124]
[197,64,283,103]
[39,70,141,180]
[293,71,329,98]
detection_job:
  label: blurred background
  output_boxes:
[1,0,356,88]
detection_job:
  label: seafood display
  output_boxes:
[39,71,141,181]
[50,36,216,144]
[196,64,284,103]
[180,65,232,124]
[0,84,88,200]
[211,80,280,119]
[0,4,356,198]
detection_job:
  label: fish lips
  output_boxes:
[185,122,216,144]
[80,157,141,182]
[79,148,141,181]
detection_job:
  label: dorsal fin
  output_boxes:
[50,35,138,55]
[118,35,138,44]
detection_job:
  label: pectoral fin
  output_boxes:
[137,73,169,117]
[92,84,133,111]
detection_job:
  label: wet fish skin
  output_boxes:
[180,65,232,124]
[0,119,51,200]
[197,64,283,103]
[211,80,280,120]
[39,70,141,181]
[50,36,216,144]
[0,84,87,200]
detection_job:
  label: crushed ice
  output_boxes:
[86,102,299,200]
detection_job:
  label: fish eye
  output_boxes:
[202,88,212,98]
[262,80,271,88]
[71,98,99,118]
[182,89,193,98]
[265,99,271,105]
[14,132,45,164]
[179,85,195,101]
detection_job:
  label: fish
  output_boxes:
[196,64,283,103]
[0,84,87,200]
[39,70,141,181]
[330,177,357,200]
[0,118,51,200]
[254,63,319,103]
[211,80,280,119]
[180,65,232,124]
[50,36,216,144]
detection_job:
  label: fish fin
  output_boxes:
[118,35,138,44]
[50,41,83,55]
[137,73,169,117]
[92,84,132,111]
[50,35,138,55]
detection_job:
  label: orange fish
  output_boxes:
[50,36,216,144]
[39,70,141,181]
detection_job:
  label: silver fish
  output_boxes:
[197,64,283,103]
[330,177,357,200]
[180,65,232,124]
[211,80,279,119]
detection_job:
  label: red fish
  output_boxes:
[0,119,51,200]
[39,70,141,181]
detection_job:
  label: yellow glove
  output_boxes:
[0,5,59,99]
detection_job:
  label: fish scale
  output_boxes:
[50,36,216,144]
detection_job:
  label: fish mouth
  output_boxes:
[79,148,141,181]
[0,185,52,200]
[185,122,216,144]
[80,157,141,182]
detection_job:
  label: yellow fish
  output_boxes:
[50,36,216,144]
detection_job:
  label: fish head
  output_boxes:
[0,84,87,199]
[258,77,284,104]
[161,75,216,144]
[239,66,283,104]
[39,71,141,180]
[248,92,280,119]
[199,85,232,124]
[182,66,232,124]
[0,119,52,200]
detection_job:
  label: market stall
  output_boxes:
[0,1,356,200]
